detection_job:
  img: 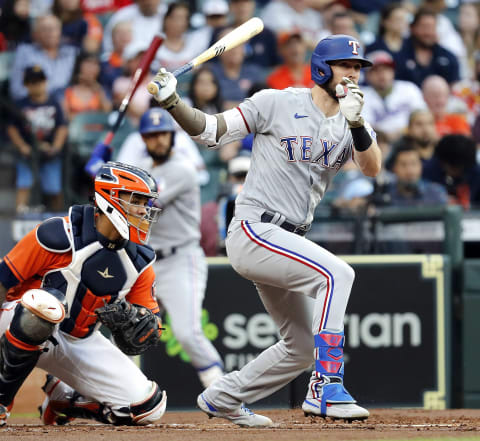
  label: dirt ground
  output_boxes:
[5,371,480,441]
[3,408,480,441]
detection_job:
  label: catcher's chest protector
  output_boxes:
[39,205,155,338]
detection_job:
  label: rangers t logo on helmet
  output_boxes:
[310,34,372,85]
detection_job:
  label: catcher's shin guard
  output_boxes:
[40,377,167,426]
[130,381,167,425]
[0,288,66,408]
[0,333,41,407]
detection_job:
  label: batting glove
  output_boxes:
[150,68,179,109]
[335,77,365,128]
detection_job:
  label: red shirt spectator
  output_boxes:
[267,32,313,90]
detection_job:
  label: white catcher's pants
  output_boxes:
[0,301,152,407]
[203,218,355,409]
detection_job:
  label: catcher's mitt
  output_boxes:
[95,299,163,356]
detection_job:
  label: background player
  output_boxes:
[0,162,166,426]
[148,34,381,427]
[123,107,224,387]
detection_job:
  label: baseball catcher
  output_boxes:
[0,162,167,426]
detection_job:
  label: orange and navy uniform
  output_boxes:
[0,205,159,339]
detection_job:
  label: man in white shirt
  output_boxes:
[260,0,324,48]
[102,0,166,58]
[362,50,427,142]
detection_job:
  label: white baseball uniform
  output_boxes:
[202,87,376,409]
[130,152,224,386]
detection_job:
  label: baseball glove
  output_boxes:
[95,299,163,356]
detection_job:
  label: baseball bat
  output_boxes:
[147,17,264,96]
[103,34,164,145]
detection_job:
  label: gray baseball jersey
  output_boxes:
[138,154,201,251]
[235,87,374,225]
[129,153,224,386]
[202,86,375,413]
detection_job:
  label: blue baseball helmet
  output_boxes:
[139,108,176,135]
[310,34,372,85]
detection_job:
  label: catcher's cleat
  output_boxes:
[197,393,273,428]
[40,375,101,425]
[302,399,369,421]
[40,375,75,425]
[0,403,12,426]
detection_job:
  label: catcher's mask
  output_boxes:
[94,161,161,244]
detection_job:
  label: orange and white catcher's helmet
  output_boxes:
[94,161,160,244]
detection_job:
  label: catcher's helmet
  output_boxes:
[139,108,176,135]
[94,161,161,244]
[310,34,372,85]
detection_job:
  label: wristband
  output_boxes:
[164,92,180,110]
[351,126,372,152]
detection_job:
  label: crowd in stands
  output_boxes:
[1,0,480,254]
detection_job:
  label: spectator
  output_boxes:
[209,26,265,109]
[188,0,229,51]
[456,1,480,81]
[102,0,166,58]
[315,1,348,41]
[473,114,480,160]
[260,0,324,49]
[267,32,313,90]
[6,66,68,213]
[9,14,78,101]
[332,131,394,213]
[423,134,480,209]
[152,2,201,73]
[79,0,132,16]
[362,50,427,142]
[0,0,31,50]
[200,153,251,256]
[366,2,409,58]
[330,10,360,40]
[395,7,460,87]
[392,109,439,163]
[99,21,132,97]
[229,0,281,69]
[187,66,224,114]
[64,52,112,120]
[421,0,467,69]
[422,75,471,137]
[379,144,447,207]
[452,50,480,125]
[52,0,103,53]
[112,40,153,125]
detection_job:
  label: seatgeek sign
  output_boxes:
[142,255,450,409]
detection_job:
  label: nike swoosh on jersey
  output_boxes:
[294,113,309,119]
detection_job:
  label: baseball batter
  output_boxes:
[0,163,167,426]
[123,107,224,387]
[149,34,381,427]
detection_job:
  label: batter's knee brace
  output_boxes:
[0,288,66,407]
[130,381,167,425]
